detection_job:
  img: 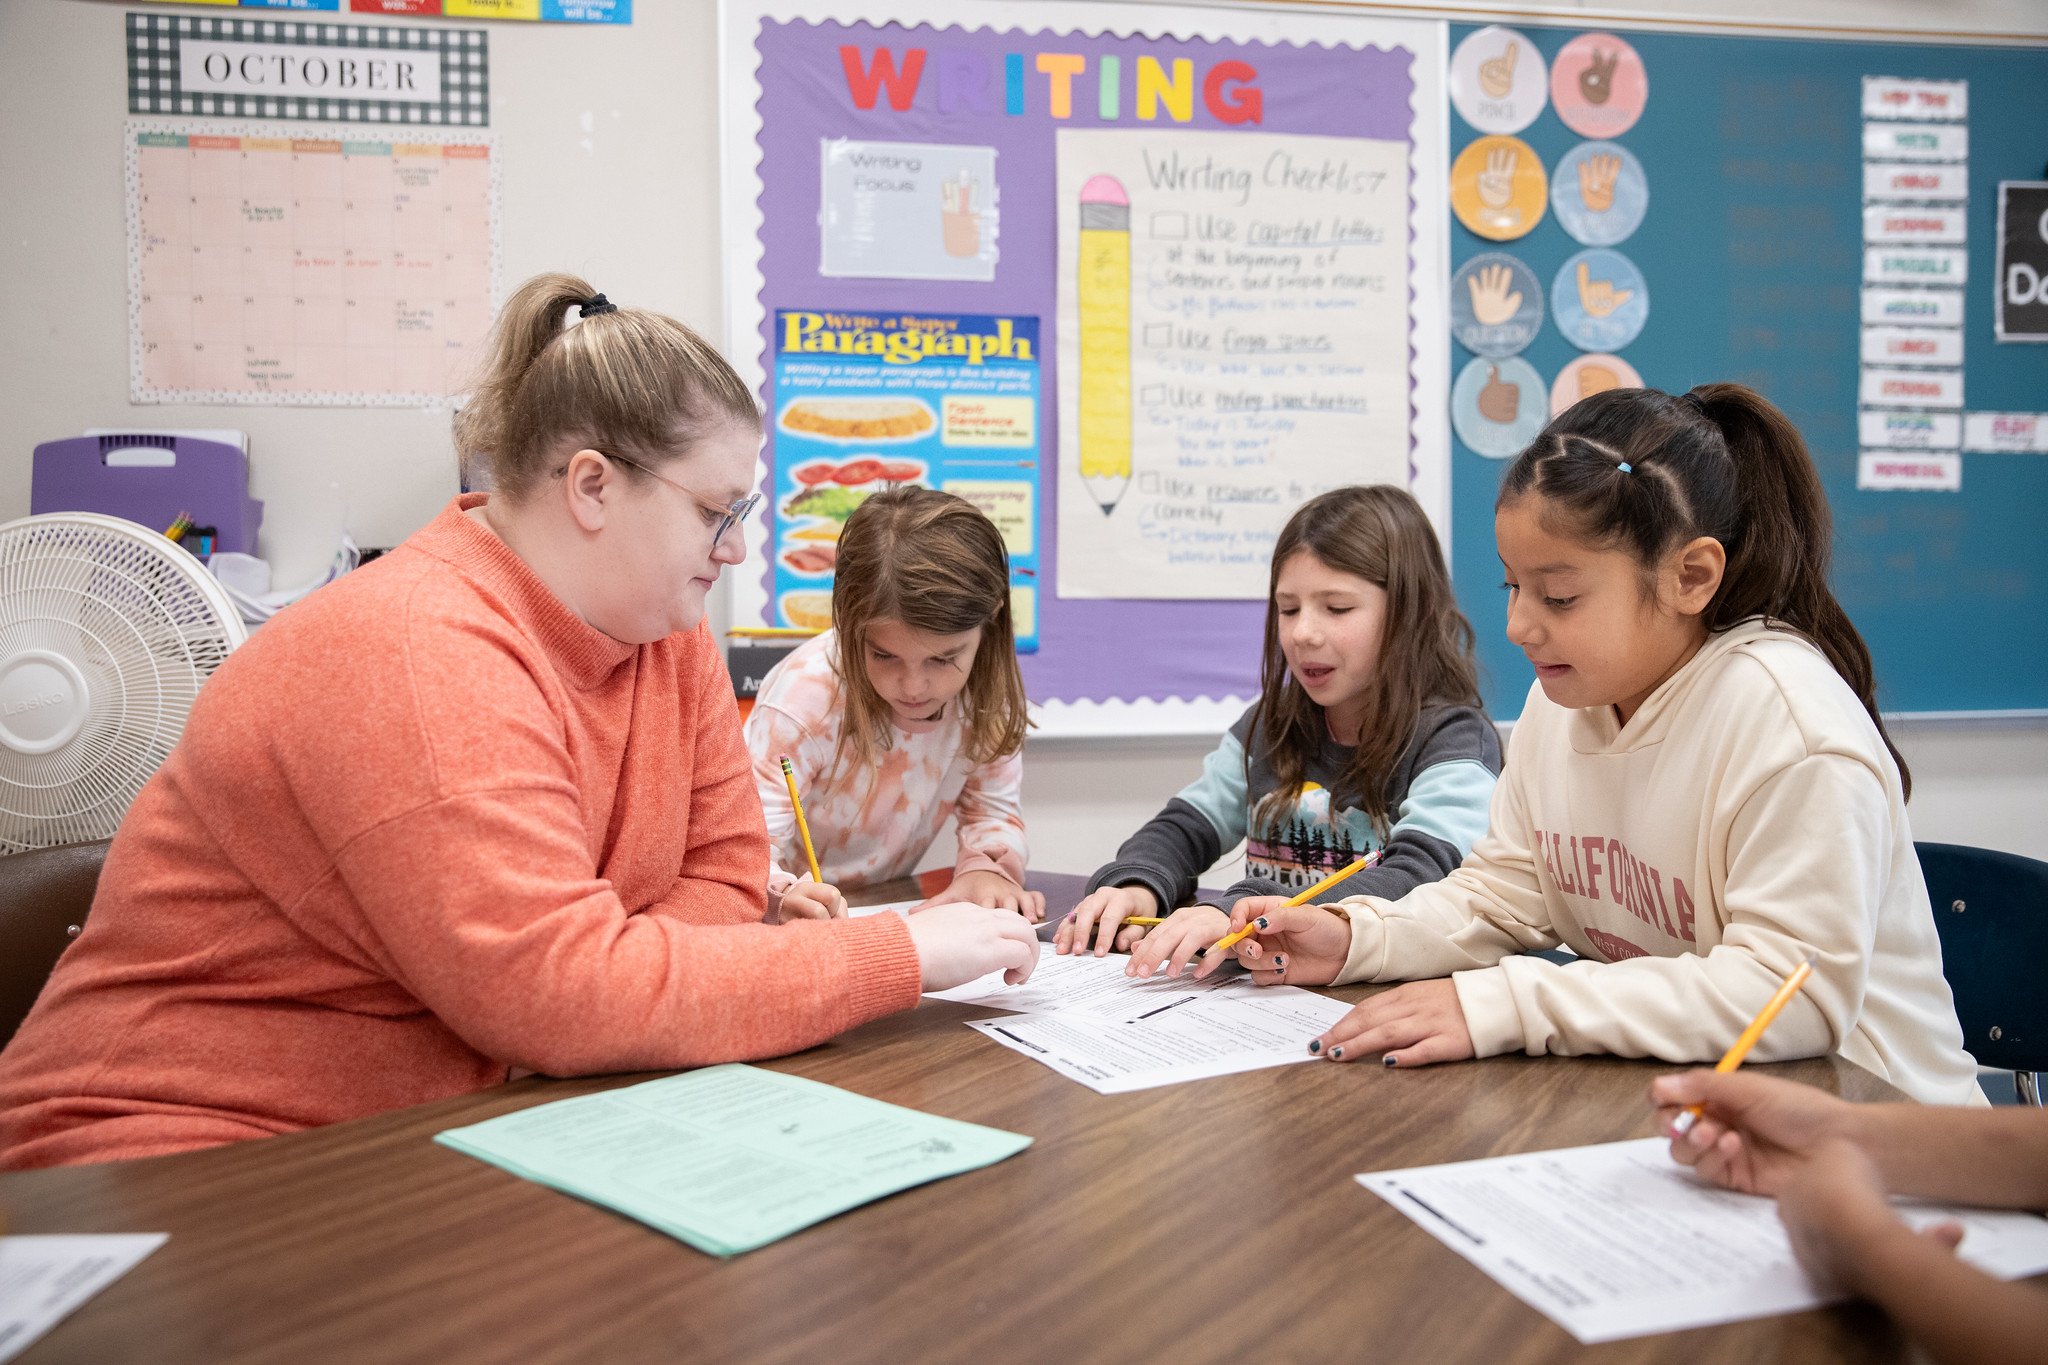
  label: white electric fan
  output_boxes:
[0,513,246,854]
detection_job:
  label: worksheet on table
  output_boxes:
[1360,1137,2048,1344]
[846,899,921,918]
[927,948,1257,1020]
[966,987,1351,1095]
[0,1234,168,1365]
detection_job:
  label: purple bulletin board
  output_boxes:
[723,1,1447,731]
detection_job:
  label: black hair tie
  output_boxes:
[1679,390,1709,416]
[579,293,618,317]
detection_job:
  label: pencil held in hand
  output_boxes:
[1669,952,1819,1136]
[1210,852,1382,956]
[778,754,824,885]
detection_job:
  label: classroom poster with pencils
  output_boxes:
[725,1,1447,721]
[770,309,1042,651]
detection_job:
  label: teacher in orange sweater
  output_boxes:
[0,274,1038,1169]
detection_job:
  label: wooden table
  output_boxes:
[0,872,1921,1364]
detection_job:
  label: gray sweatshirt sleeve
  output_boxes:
[1083,729,1248,914]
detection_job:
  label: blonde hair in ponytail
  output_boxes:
[456,273,758,500]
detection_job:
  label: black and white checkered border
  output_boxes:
[125,117,503,409]
[126,13,490,127]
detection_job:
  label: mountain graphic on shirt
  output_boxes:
[1246,782,1381,892]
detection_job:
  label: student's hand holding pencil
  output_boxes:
[778,876,848,921]
[1650,1069,1860,1196]
[1190,898,1350,985]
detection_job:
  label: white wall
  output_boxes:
[0,0,729,589]
[2,0,2044,875]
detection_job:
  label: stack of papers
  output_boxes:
[435,1064,1030,1256]
[1361,1137,2048,1344]
[927,951,1352,1094]
[0,1234,166,1364]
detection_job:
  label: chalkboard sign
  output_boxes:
[1446,26,2048,716]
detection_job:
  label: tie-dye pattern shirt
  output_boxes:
[744,631,1028,896]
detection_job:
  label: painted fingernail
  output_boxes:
[1382,1055,1397,1068]
[1254,917,1270,930]
[1273,955,1285,969]
[1329,1046,1343,1060]
[1307,1039,1321,1054]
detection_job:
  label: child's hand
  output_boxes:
[1057,885,1159,956]
[1650,1069,1856,1196]
[1310,980,1475,1067]
[1777,1138,1956,1294]
[1190,899,1349,983]
[907,903,1041,990]
[930,870,1046,923]
[1124,905,1231,979]
[778,877,847,921]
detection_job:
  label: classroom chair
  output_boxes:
[1916,842,2048,1106]
[0,840,108,1048]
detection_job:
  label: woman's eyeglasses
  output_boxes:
[587,452,761,548]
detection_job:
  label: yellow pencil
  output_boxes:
[1210,852,1380,956]
[1117,916,1168,928]
[778,754,824,885]
[1669,952,1819,1137]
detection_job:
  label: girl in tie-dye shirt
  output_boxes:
[745,489,1040,921]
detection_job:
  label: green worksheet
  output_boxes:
[434,1064,1032,1256]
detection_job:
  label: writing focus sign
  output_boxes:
[1996,182,2048,342]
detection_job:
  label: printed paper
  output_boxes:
[1362,1138,2048,1344]
[0,1235,167,1365]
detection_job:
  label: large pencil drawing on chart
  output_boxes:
[1055,127,1411,600]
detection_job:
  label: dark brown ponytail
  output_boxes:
[1497,383,1910,798]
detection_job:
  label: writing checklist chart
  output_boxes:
[127,120,499,405]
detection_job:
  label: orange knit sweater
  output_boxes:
[0,496,922,1169]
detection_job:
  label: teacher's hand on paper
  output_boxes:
[1123,905,1231,980]
[1650,1069,1856,1196]
[1190,898,1349,984]
[778,877,848,921]
[1056,884,1160,957]
[1306,979,1476,1067]
[930,869,1046,923]
[908,903,1041,991]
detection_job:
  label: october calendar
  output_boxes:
[126,119,500,405]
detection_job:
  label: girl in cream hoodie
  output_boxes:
[1196,383,1982,1105]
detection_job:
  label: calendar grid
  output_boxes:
[126,117,502,407]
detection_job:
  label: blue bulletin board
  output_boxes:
[1446,26,2048,716]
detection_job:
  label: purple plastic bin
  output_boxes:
[31,434,263,554]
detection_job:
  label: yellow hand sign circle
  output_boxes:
[1451,135,1547,241]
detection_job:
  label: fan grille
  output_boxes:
[0,516,244,853]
